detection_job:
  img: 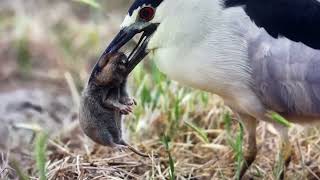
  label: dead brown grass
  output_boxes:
[0,1,319,180]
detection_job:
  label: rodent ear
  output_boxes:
[98,54,112,69]
[95,70,111,85]
[94,55,112,85]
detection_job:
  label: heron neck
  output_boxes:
[148,1,254,96]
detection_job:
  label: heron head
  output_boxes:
[89,0,166,81]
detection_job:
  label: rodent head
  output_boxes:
[108,53,128,73]
[95,52,128,86]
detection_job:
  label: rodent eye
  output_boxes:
[139,7,155,22]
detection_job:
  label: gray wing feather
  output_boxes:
[248,30,320,116]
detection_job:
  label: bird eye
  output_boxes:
[139,7,155,21]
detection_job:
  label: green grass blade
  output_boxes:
[161,135,175,180]
[168,151,175,180]
[35,132,48,180]
[223,113,245,180]
[223,113,236,149]
[11,160,29,180]
[235,121,244,180]
[273,153,285,180]
[184,121,209,143]
[223,113,232,134]
[267,111,291,127]
[16,36,32,75]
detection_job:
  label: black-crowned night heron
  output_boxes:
[225,0,320,49]
[89,0,320,178]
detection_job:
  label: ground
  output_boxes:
[0,0,319,179]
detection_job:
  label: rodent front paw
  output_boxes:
[120,97,137,106]
[118,104,133,115]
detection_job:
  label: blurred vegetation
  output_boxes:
[0,0,229,178]
[76,0,100,9]
[35,132,48,180]
[224,113,244,180]
[15,35,32,76]
[161,135,176,180]
[1,0,319,179]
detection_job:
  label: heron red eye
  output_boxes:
[139,7,155,21]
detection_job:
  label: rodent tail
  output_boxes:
[119,140,150,158]
[118,140,128,146]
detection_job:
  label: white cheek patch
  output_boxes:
[120,7,140,28]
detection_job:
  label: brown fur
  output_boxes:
[95,53,127,86]
[79,52,148,157]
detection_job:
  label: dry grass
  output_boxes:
[0,0,319,179]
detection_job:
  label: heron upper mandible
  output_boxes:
[90,0,320,178]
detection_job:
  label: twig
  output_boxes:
[113,167,139,179]
[48,140,73,156]
[64,72,80,108]
[296,140,320,180]
[76,155,81,178]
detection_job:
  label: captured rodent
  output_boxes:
[79,52,148,157]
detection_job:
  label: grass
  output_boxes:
[184,121,209,143]
[129,61,213,138]
[268,111,291,128]
[1,0,320,179]
[11,160,29,180]
[35,132,48,180]
[273,153,285,180]
[75,0,101,9]
[16,35,32,76]
[223,113,244,180]
[161,135,176,180]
